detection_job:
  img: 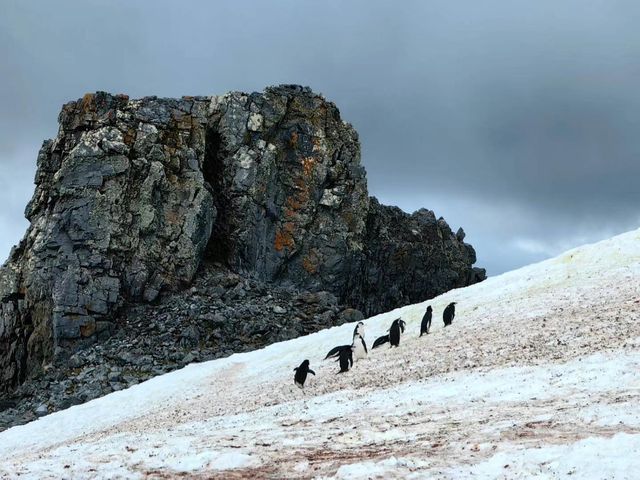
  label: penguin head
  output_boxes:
[427,306,432,312]
[301,359,310,368]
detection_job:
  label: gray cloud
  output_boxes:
[1,0,639,274]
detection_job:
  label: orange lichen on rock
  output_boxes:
[302,157,316,177]
[285,195,304,212]
[274,222,296,252]
[302,250,320,274]
[80,93,96,113]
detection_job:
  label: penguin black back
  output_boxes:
[324,344,351,360]
[389,318,405,347]
[443,302,456,326]
[294,359,315,388]
[353,321,365,340]
[337,347,354,373]
[420,306,433,336]
[372,334,390,349]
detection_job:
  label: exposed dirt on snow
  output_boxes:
[1,229,639,479]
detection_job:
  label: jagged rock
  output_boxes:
[344,199,486,315]
[0,85,484,394]
[1,93,215,391]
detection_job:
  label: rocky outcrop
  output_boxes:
[347,200,485,315]
[1,93,215,391]
[0,266,362,431]
[0,85,485,393]
[204,85,368,293]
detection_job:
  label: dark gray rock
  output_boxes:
[179,325,201,348]
[35,403,48,417]
[344,198,486,315]
[338,308,365,324]
[1,93,215,392]
[0,85,484,395]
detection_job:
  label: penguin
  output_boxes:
[336,346,354,373]
[443,302,456,327]
[353,321,365,340]
[324,344,351,360]
[389,318,406,347]
[293,359,315,389]
[420,306,433,336]
[352,333,368,361]
[326,333,367,362]
[372,334,390,349]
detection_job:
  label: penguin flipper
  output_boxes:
[372,335,390,349]
[309,369,316,375]
[325,345,349,360]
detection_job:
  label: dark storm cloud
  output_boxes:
[1,0,639,273]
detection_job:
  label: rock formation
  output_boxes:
[0,85,485,393]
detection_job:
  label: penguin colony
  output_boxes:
[294,303,457,387]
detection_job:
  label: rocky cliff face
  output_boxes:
[0,85,485,393]
[347,199,485,315]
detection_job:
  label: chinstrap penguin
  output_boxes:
[293,359,315,389]
[443,302,456,327]
[389,318,406,347]
[336,346,354,373]
[420,306,433,336]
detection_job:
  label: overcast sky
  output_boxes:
[1,0,639,275]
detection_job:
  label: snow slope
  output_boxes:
[1,228,639,479]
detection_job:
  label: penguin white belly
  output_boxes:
[352,338,367,361]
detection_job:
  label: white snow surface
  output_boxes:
[1,228,640,479]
